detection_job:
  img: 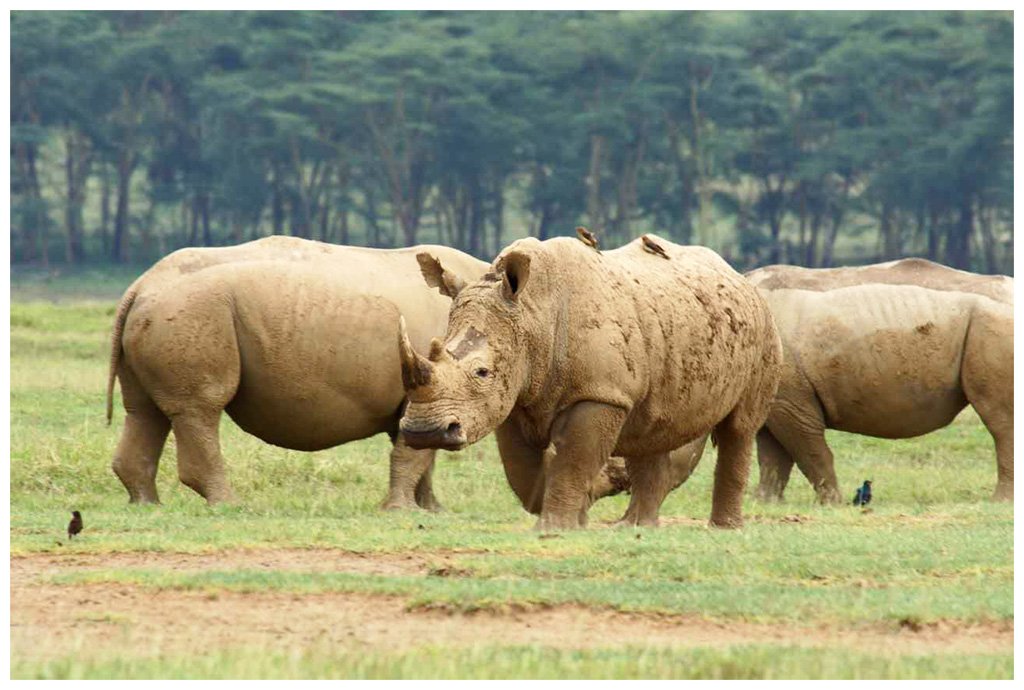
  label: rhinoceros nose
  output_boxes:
[401,417,467,451]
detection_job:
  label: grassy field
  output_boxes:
[9,268,1014,679]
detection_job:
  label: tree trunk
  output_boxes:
[537,202,554,241]
[947,192,972,270]
[977,201,999,275]
[201,192,212,246]
[797,183,808,266]
[586,132,604,231]
[338,204,349,246]
[187,194,199,245]
[690,79,711,247]
[927,202,940,261]
[15,142,45,265]
[492,177,505,258]
[665,116,695,243]
[806,203,823,267]
[767,206,782,264]
[881,199,900,260]
[100,162,111,256]
[469,179,484,259]
[272,163,284,236]
[63,131,89,265]
[822,207,843,268]
[112,153,135,263]
[915,202,927,261]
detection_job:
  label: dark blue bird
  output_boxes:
[852,480,872,506]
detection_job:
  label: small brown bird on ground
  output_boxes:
[68,510,83,540]
[575,226,600,253]
[641,234,670,260]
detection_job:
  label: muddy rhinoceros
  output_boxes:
[396,235,782,530]
[745,258,1014,503]
[106,236,488,509]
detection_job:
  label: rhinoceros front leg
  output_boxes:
[765,408,841,504]
[495,420,547,515]
[382,440,440,511]
[413,455,441,511]
[542,401,627,531]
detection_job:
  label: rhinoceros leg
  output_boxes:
[961,307,1014,501]
[495,420,546,515]
[542,401,627,531]
[754,428,795,501]
[765,406,841,504]
[413,455,441,511]
[170,410,235,504]
[708,418,756,529]
[617,453,673,527]
[111,363,169,504]
[382,440,439,511]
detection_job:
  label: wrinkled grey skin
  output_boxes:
[398,235,781,530]
[106,236,488,510]
[746,258,1014,503]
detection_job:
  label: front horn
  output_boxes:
[398,316,434,391]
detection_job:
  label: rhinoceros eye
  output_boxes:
[475,367,490,378]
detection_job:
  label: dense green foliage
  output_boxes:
[10,10,1013,272]
[10,276,1013,678]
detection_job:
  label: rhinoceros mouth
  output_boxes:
[400,421,467,451]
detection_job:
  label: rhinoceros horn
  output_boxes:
[398,316,435,391]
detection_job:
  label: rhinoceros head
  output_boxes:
[398,246,535,450]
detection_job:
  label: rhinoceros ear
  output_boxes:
[417,253,466,299]
[499,250,531,301]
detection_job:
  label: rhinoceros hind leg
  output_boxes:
[111,364,169,504]
[170,409,235,504]
[708,420,755,529]
[382,441,438,511]
[960,309,1014,502]
[754,428,795,501]
[617,453,673,527]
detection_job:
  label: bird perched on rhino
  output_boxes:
[641,234,671,260]
[67,510,83,539]
[575,226,600,253]
[852,480,872,506]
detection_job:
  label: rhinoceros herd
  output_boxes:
[106,235,1014,529]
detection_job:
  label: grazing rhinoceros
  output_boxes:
[745,258,1014,503]
[397,235,782,530]
[106,236,488,509]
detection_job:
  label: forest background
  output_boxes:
[9,10,1014,274]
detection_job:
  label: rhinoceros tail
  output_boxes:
[106,288,138,426]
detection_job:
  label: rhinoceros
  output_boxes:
[744,258,1014,503]
[396,235,782,530]
[106,236,488,509]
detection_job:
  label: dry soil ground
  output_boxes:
[11,548,1013,665]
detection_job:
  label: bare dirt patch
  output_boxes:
[10,550,1013,664]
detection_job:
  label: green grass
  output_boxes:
[13,645,1013,680]
[9,284,1014,679]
